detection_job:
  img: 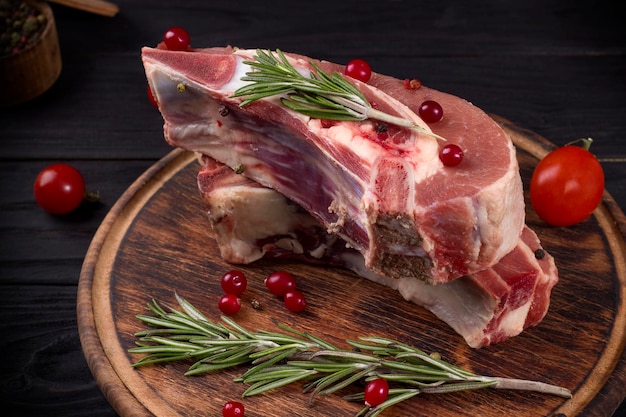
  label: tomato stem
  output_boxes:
[565,137,594,151]
[84,190,101,203]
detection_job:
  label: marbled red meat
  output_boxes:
[142,46,525,284]
[197,156,558,348]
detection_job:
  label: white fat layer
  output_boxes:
[476,149,526,261]
[396,276,494,348]
[212,187,314,238]
[219,55,252,95]
[496,302,531,338]
[208,186,317,263]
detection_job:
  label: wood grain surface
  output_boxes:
[77,119,626,417]
[1,2,624,416]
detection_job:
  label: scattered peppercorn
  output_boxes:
[375,122,388,133]
[176,83,186,92]
[234,163,244,174]
[534,248,545,260]
[403,78,422,90]
[250,299,261,310]
[219,105,230,117]
[375,122,389,140]
[0,0,47,57]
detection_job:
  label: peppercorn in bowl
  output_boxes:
[0,0,61,107]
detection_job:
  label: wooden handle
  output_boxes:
[47,0,119,17]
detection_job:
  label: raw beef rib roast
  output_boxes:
[197,156,558,348]
[142,46,526,285]
[142,46,559,346]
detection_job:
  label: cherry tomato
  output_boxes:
[221,270,248,295]
[530,141,604,226]
[34,163,86,215]
[162,27,190,51]
[218,294,241,315]
[344,59,372,83]
[364,378,389,407]
[284,290,307,313]
[265,271,297,296]
[222,400,245,417]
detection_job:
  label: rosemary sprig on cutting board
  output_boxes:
[129,293,571,417]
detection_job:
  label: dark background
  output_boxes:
[1,0,625,415]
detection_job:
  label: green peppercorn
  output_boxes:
[0,0,47,57]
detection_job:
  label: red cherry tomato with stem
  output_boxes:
[344,59,372,83]
[530,138,604,227]
[34,163,86,215]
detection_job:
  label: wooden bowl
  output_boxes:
[0,0,62,107]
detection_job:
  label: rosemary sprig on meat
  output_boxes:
[230,49,445,141]
[129,293,571,417]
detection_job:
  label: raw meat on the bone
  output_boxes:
[142,46,525,284]
[197,156,558,348]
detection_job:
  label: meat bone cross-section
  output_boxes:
[142,46,527,285]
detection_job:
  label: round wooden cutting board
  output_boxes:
[77,117,626,417]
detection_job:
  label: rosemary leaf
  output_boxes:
[238,347,298,381]
[128,344,193,355]
[134,328,205,338]
[309,349,382,363]
[220,315,257,339]
[361,389,421,417]
[303,365,358,395]
[302,332,340,351]
[185,361,247,376]
[162,313,229,338]
[286,361,363,372]
[379,359,464,381]
[131,353,195,368]
[315,365,378,397]
[134,314,197,333]
[242,366,310,383]
[175,291,211,322]
[395,352,476,380]
[375,373,450,385]
[242,369,318,397]
[199,344,258,364]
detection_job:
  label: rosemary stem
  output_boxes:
[332,95,446,141]
[491,377,573,398]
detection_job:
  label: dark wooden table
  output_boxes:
[1,1,625,416]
